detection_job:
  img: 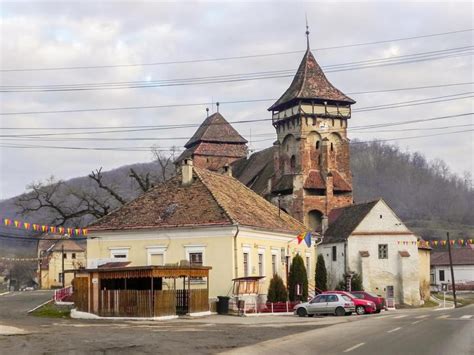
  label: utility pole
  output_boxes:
[61,244,65,288]
[446,232,457,307]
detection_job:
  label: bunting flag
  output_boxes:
[400,239,474,247]
[2,217,88,236]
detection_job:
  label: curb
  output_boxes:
[0,292,10,297]
[27,299,53,314]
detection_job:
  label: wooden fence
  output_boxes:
[154,290,177,316]
[73,277,89,312]
[189,289,209,313]
[99,290,153,318]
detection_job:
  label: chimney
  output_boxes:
[182,158,193,186]
[223,164,232,177]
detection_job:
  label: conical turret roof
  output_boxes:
[268,49,355,111]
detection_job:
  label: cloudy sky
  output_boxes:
[0,0,473,200]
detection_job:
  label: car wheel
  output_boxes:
[297,308,307,317]
[335,307,345,317]
[375,309,381,314]
[356,306,365,315]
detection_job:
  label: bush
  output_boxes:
[335,273,364,292]
[288,254,308,302]
[315,254,328,291]
[267,274,288,302]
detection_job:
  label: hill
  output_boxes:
[1,140,472,256]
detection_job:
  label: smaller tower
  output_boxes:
[175,111,248,171]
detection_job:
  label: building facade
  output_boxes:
[430,246,474,291]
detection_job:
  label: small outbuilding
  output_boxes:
[73,264,211,318]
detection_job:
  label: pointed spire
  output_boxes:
[305,14,310,51]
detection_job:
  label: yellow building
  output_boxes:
[38,239,86,289]
[87,161,316,301]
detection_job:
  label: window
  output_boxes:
[110,248,129,260]
[439,270,445,282]
[272,254,277,275]
[327,295,338,302]
[331,119,335,126]
[63,253,67,259]
[72,253,76,259]
[378,244,388,259]
[189,252,203,266]
[243,252,249,277]
[340,119,343,127]
[330,143,334,151]
[58,273,63,283]
[306,256,310,274]
[147,247,167,266]
[258,253,264,276]
[332,246,337,261]
[316,141,320,149]
[290,155,296,173]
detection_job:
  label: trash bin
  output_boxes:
[217,296,230,314]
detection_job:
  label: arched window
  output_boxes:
[340,119,343,127]
[331,119,335,127]
[316,140,320,150]
[290,155,296,173]
[330,143,334,152]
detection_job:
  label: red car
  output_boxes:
[323,291,376,315]
[351,291,386,313]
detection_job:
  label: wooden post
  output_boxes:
[61,244,65,288]
[446,232,458,307]
[151,276,154,317]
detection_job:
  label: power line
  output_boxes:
[1,28,472,72]
[1,94,471,138]
[2,47,472,92]
[1,82,471,117]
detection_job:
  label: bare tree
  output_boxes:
[151,145,178,182]
[88,168,127,205]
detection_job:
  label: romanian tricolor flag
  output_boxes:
[297,232,312,247]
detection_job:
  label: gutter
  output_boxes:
[233,225,240,279]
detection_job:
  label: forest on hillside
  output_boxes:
[1,140,472,256]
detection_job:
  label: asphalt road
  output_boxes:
[225,305,474,355]
[0,291,472,354]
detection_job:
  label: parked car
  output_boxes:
[323,291,376,315]
[294,293,355,317]
[351,291,386,313]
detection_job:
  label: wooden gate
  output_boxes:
[72,277,89,312]
[189,289,209,313]
[176,289,189,315]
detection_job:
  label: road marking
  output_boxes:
[343,343,365,352]
[374,315,392,319]
[411,319,426,325]
[415,315,430,319]
[436,315,449,319]
[393,315,407,319]
[387,327,402,333]
[460,315,473,319]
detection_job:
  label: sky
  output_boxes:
[0,0,473,200]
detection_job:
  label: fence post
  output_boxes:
[286,301,289,313]
[271,302,274,313]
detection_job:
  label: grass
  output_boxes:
[432,292,474,307]
[30,302,72,318]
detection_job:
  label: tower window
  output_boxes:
[290,155,296,173]
[330,143,334,152]
[316,141,320,149]
[331,119,335,127]
[312,117,316,126]
[340,120,343,127]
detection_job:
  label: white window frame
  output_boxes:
[184,245,206,265]
[305,253,311,275]
[258,248,265,277]
[109,247,130,260]
[146,246,167,266]
[242,245,251,277]
[271,248,279,275]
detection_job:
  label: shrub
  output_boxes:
[335,273,364,291]
[288,254,308,302]
[315,254,328,291]
[267,274,288,302]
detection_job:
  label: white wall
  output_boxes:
[318,242,345,289]
[431,265,474,286]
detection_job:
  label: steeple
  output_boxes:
[268,29,355,113]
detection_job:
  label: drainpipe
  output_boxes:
[233,225,240,279]
[344,241,348,274]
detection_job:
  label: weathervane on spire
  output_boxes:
[305,14,310,50]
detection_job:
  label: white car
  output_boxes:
[294,293,355,317]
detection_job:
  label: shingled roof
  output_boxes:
[322,200,379,244]
[268,49,355,111]
[184,112,247,148]
[431,247,474,266]
[89,167,305,235]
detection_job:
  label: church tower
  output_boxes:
[268,27,355,232]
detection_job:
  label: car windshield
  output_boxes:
[341,295,352,302]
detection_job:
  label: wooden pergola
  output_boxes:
[74,265,211,318]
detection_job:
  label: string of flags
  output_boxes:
[296,232,312,247]
[398,240,474,247]
[3,218,88,236]
[0,256,39,262]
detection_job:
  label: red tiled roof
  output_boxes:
[431,247,474,266]
[269,49,355,111]
[89,167,306,234]
[399,251,411,257]
[184,112,247,148]
[332,171,352,192]
[304,171,325,189]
